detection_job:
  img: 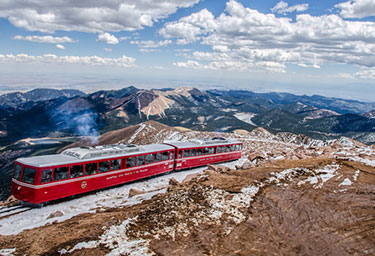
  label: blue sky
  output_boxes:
[0,0,375,101]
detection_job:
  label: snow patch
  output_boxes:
[99,218,154,256]
[59,241,97,254]
[234,113,257,126]
[207,185,260,224]
[127,123,146,144]
[270,168,307,184]
[0,248,16,256]
[353,170,360,181]
[339,178,352,186]
[300,164,340,189]
[164,131,183,142]
[62,218,154,255]
[348,156,375,167]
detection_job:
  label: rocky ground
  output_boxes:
[1,121,375,255]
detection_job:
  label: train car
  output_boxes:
[12,144,175,205]
[165,137,242,170]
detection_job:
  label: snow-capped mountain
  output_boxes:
[1,86,375,148]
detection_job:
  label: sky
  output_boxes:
[0,0,375,101]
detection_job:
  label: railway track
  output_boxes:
[0,204,31,219]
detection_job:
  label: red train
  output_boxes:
[12,138,242,205]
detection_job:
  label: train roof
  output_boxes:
[165,137,241,148]
[16,144,174,168]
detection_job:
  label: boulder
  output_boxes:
[322,146,334,156]
[169,177,179,186]
[285,151,296,159]
[203,169,216,176]
[206,164,229,172]
[296,152,307,159]
[0,195,19,207]
[248,151,266,162]
[295,146,305,151]
[331,141,344,149]
[128,188,145,198]
[47,210,64,219]
[182,173,200,183]
[239,161,255,170]
[206,165,219,171]
[5,195,17,203]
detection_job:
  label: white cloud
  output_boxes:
[336,0,375,18]
[173,59,285,72]
[212,45,229,53]
[130,40,172,48]
[355,68,375,79]
[0,0,200,33]
[174,48,192,52]
[173,60,201,68]
[13,35,76,43]
[56,44,65,50]
[97,33,119,45]
[298,63,320,69]
[139,49,160,53]
[160,9,215,44]
[150,65,165,70]
[119,36,131,41]
[335,73,355,79]
[0,53,135,67]
[104,48,112,52]
[271,1,309,15]
[161,0,375,72]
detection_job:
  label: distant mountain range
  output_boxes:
[0,88,86,110]
[1,86,375,147]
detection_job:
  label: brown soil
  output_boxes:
[1,158,375,255]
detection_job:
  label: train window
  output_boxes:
[191,149,197,156]
[197,148,203,156]
[126,157,136,168]
[170,151,174,159]
[137,155,145,166]
[178,150,182,158]
[209,147,214,154]
[85,163,97,175]
[183,149,190,158]
[217,147,222,153]
[146,154,153,164]
[162,151,169,161]
[154,153,162,162]
[70,165,84,178]
[99,161,110,173]
[239,144,242,150]
[111,159,121,170]
[226,146,231,152]
[40,169,52,183]
[203,147,209,155]
[236,145,240,151]
[22,167,36,184]
[54,167,69,181]
[231,145,235,151]
[13,164,22,180]
[221,146,226,152]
